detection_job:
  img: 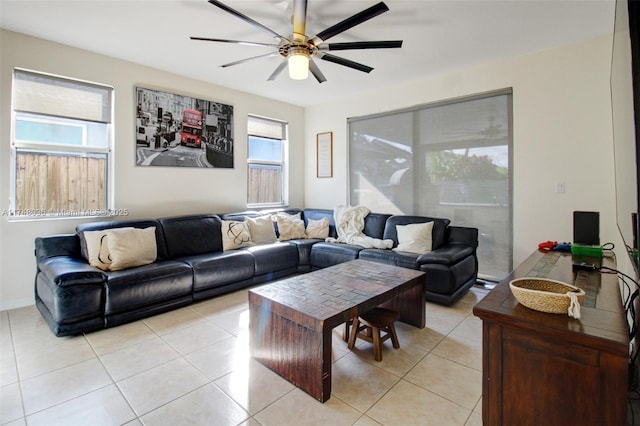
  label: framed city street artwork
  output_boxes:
[135,87,234,168]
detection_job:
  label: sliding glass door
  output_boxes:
[349,90,512,281]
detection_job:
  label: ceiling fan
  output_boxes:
[191,0,403,83]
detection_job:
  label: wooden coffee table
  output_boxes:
[248,259,426,402]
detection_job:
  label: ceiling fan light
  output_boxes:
[288,51,309,80]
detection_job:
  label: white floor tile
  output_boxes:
[404,353,482,410]
[140,383,249,426]
[214,358,296,415]
[331,353,401,412]
[142,307,205,335]
[1,382,24,424]
[431,334,482,372]
[254,388,362,426]
[26,384,136,426]
[116,358,209,416]
[84,321,157,356]
[15,337,96,380]
[366,380,472,426]
[207,307,250,336]
[161,320,233,355]
[1,351,19,387]
[20,358,112,415]
[99,336,180,381]
[184,335,249,381]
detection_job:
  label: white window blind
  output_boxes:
[13,69,112,123]
[248,115,286,140]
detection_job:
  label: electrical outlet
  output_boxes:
[555,182,565,193]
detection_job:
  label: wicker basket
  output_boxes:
[509,277,585,316]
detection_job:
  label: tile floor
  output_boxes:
[1,285,490,426]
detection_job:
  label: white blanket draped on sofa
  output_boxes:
[325,205,394,249]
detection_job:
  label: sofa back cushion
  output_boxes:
[383,215,451,250]
[158,214,223,258]
[220,208,302,223]
[260,207,303,217]
[77,219,167,261]
[302,209,337,238]
[219,211,261,222]
[35,234,82,262]
[363,213,392,240]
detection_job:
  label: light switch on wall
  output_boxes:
[555,182,565,193]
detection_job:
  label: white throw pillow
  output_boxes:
[247,215,277,244]
[106,227,157,271]
[84,228,134,271]
[276,215,306,240]
[221,220,253,251]
[393,221,434,254]
[305,217,330,239]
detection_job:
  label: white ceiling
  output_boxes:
[0,0,615,107]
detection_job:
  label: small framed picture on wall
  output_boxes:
[316,131,333,178]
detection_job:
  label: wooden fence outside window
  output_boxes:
[247,166,282,205]
[15,152,106,214]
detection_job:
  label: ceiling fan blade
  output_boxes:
[292,0,308,42]
[207,0,289,43]
[311,2,389,45]
[309,59,327,83]
[268,61,288,81]
[221,52,279,68]
[321,40,403,51]
[318,53,373,73]
[190,37,280,48]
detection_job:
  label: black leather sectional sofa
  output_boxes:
[34,208,479,336]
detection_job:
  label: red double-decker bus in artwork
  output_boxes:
[180,109,203,148]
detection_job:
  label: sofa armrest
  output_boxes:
[35,234,82,262]
[447,226,479,248]
[38,257,105,287]
[416,244,474,266]
[35,256,106,334]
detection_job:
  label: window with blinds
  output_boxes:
[10,69,113,219]
[247,115,287,206]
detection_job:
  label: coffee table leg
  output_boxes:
[380,279,426,328]
[249,297,333,402]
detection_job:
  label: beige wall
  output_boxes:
[304,34,627,272]
[0,30,305,310]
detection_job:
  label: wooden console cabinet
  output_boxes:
[473,251,629,425]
